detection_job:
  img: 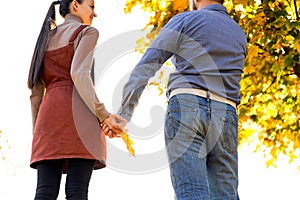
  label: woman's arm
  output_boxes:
[70,26,110,122]
[30,81,44,133]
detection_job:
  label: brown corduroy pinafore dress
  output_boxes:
[30,25,106,172]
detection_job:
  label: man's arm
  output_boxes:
[118,14,186,121]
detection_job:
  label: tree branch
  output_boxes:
[294,0,299,21]
[262,76,277,93]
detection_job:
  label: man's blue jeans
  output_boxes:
[165,94,239,200]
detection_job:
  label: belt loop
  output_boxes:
[206,91,210,101]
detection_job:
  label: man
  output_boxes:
[106,0,246,199]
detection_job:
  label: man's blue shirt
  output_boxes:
[119,4,247,121]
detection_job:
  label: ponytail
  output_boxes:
[27,1,60,89]
[28,0,83,89]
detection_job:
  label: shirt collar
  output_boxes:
[64,14,83,23]
[201,4,228,14]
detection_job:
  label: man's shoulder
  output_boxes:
[169,11,200,25]
[173,10,198,19]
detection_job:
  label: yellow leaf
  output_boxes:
[233,0,247,7]
[121,130,135,156]
[173,0,189,11]
[294,40,300,53]
[149,81,164,95]
[224,0,234,13]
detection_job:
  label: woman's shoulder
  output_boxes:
[80,25,99,37]
[74,25,99,47]
[58,21,99,36]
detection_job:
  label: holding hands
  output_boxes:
[102,114,127,138]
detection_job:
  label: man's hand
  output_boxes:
[102,114,128,138]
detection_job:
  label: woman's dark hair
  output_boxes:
[59,0,82,17]
[27,0,82,89]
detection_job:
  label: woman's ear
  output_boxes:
[71,0,79,12]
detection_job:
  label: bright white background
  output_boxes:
[0,0,299,199]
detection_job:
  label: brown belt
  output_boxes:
[47,80,73,90]
[169,88,236,109]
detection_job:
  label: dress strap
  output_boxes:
[69,25,88,44]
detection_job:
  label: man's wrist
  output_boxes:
[119,113,131,122]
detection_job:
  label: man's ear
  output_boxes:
[195,0,203,9]
[189,0,199,11]
[195,0,201,4]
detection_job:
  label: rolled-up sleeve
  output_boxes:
[70,27,110,122]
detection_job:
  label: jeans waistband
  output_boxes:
[169,88,236,109]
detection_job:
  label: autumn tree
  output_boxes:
[124,0,300,167]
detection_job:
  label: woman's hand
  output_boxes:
[101,114,128,138]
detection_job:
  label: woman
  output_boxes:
[28,0,125,199]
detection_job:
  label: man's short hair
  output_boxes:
[212,0,224,4]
